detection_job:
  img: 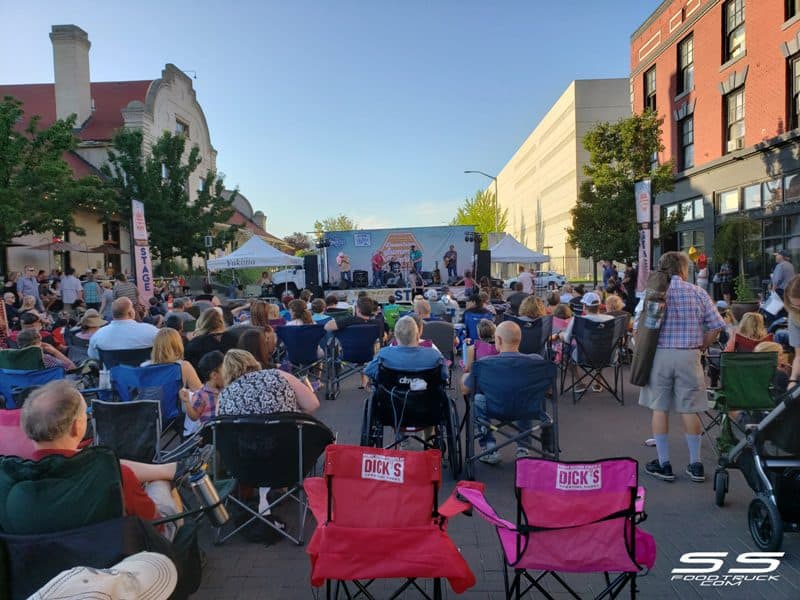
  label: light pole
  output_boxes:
[464,170,499,234]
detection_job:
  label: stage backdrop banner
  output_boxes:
[131,199,154,303]
[323,225,475,282]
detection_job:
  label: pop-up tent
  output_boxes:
[489,234,549,263]
[206,236,303,271]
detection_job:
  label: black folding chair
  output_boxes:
[361,363,461,476]
[568,316,626,405]
[203,413,335,545]
[502,314,553,357]
[423,320,456,386]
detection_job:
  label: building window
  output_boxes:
[789,55,800,130]
[694,197,705,220]
[679,115,694,170]
[665,204,678,219]
[719,189,740,214]
[644,67,657,112]
[764,179,783,206]
[681,200,694,220]
[678,35,694,94]
[787,0,800,20]
[743,184,761,210]
[175,119,190,137]
[725,87,745,153]
[785,172,800,202]
[724,0,745,63]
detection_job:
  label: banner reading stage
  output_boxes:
[131,199,154,303]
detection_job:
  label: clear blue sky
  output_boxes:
[0,0,658,238]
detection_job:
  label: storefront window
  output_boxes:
[785,173,800,203]
[719,189,739,214]
[743,184,761,210]
[764,179,783,207]
[764,217,783,238]
[693,197,704,220]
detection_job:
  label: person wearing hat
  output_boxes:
[771,249,795,299]
[7,311,56,347]
[76,308,107,340]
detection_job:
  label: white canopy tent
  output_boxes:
[489,234,550,263]
[206,236,303,271]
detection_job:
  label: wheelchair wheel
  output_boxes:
[748,496,783,551]
[359,398,371,446]
[714,470,728,507]
[446,401,462,477]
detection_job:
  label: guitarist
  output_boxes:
[443,245,458,281]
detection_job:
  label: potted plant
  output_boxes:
[714,215,760,320]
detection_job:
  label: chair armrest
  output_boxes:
[449,484,516,531]
[635,486,645,514]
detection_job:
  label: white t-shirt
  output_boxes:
[517,271,534,294]
[61,275,83,305]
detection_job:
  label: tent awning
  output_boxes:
[489,234,549,263]
[207,236,303,271]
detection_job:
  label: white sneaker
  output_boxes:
[478,450,502,465]
[516,447,532,459]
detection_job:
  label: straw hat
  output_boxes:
[80,309,107,328]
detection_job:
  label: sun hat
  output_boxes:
[29,552,177,600]
[79,308,107,328]
[776,249,791,259]
[581,292,601,306]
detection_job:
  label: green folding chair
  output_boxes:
[711,352,777,453]
[0,347,44,371]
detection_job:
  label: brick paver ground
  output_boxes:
[194,366,800,599]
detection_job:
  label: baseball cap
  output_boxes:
[581,292,601,306]
[775,249,791,259]
[716,300,730,310]
[30,552,177,600]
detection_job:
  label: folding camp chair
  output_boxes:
[325,324,381,400]
[452,457,655,600]
[731,332,773,352]
[65,328,91,363]
[0,409,35,459]
[423,321,456,385]
[361,363,461,476]
[97,346,153,369]
[0,366,65,409]
[203,413,334,545]
[463,310,492,341]
[502,314,553,357]
[303,444,475,599]
[110,363,183,444]
[0,347,44,371]
[275,324,327,378]
[92,399,167,463]
[568,316,625,405]
[0,446,222,600]
[708,352,777,459]
[465,356,558,479]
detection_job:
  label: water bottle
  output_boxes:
[189,471,230,527]
[644,299,666,329]
[99,368,111,390]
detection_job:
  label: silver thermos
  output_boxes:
[189,471,230,527]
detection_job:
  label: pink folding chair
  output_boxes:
[0,409,35,459]
[304,444,476,598]
[451,457,656,599]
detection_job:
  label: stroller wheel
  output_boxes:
[748,497,783,551]
[714,470,728,507]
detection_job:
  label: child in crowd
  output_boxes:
[754,341,792,394]
[463,318,499,373]
[181,350,224,436]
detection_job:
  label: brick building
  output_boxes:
[631,0,800,290]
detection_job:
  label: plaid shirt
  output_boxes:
[658,276,725,348]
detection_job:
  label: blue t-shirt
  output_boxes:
[364,345,447,382]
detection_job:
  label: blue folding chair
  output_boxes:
[97,347,153,369]
[465,355,558,479]
[463,310,493,341]
[325,324,381,400]
[0,367,65,409]
[110,364,183,447]
[275,325,327,378]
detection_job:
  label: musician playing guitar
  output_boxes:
[443,245,458,280]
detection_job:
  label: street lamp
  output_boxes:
[464,170,499,234]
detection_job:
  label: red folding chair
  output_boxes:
[452,457,656,599]
[304,444,475,599]
[0,409,35,459]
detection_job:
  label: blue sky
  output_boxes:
[0,0,657,237]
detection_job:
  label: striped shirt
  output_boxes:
[658,276,725,349]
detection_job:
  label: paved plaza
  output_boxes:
[195,367,800,599]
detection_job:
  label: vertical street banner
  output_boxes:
[0,299,7,348]
[131,199,154,303]
[635,179,651,224]
[637,228,651,292]
[634,179,652,293]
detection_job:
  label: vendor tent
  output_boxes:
[489,234,550,263]
[206,236,303,271]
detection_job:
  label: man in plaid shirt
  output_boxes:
[639,251,724,483]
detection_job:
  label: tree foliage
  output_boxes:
[101,129,238,266]
[313,214,359,237]
[450,189,508,250]
[0,96,115,246]
[567,111,674,262]
[283,231,312,254]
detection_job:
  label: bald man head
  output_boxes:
[495,321,521,352]
[112,297,134,320]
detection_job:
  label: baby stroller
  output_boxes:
[384,261,404,287]
[714,382,800,550]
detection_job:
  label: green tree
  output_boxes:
[313,214,358,238]
[283,231,312,254]
[567,110,674,262]
[0,96,114,247]
[450,189,508,250]
[101,129,238,269]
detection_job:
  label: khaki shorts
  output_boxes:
[638,348,706,413]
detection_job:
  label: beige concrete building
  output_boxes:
[493,79,630,279]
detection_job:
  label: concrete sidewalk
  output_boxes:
[194,368,800,599]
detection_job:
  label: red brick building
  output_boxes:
[631,0,800,287]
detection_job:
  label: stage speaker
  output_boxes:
[476,250,491,281]
[353,270,369,288]
[303,255,320,288]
